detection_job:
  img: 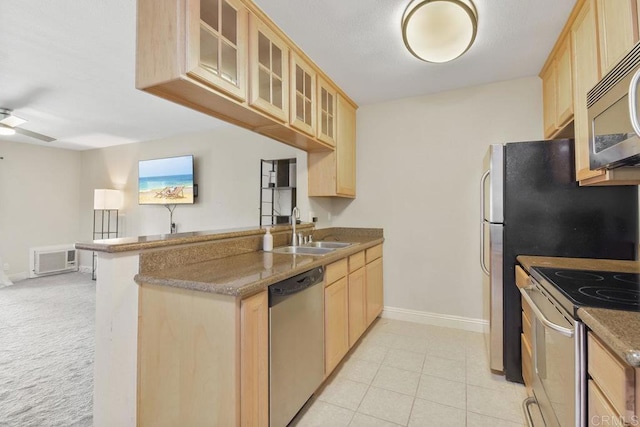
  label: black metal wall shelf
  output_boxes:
[260,158,297,227]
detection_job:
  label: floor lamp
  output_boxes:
[93,189,123,280]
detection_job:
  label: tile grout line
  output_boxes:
[466,409,527,426]
[406,395,417,427]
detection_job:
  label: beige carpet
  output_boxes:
[0,272,94,427]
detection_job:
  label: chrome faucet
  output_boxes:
[291,206,300,246]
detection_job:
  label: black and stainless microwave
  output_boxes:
[588,42,640,169]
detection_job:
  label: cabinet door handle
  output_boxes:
[629,68,640,137]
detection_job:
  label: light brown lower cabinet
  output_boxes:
[366,256,383,324]
[588,380,625,426]
[588,332,635,424]
[240,290,269,427]
[348,251,366,347]
[138,245,384,426]
[521,334,533,389]
[324,276,349,375]
[137,284,241,426]
[348,266,366,347]
[325,245,384,376]
[515,264,533,389]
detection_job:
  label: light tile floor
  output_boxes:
[290,318,528,427]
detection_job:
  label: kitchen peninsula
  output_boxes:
[76,225,384,427]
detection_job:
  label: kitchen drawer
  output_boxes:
[349,251,365,272]
[588,332,635,420]
[588,380,624,426]
[521,296,533,332]
[326,258,348,285]
[366,244,383,263]
[522,308,532,349]
[515,265,529,289]
[521,333,533,388]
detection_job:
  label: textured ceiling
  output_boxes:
[0,0,575,150]
[253,0,576,105]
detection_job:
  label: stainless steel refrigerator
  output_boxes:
[481,139,638,382]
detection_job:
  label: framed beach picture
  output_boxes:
[138,155,195,205]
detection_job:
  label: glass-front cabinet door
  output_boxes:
[290,52,316,136]
[186,0,248,101]
[248,15,289,122]
[317,76,337,147]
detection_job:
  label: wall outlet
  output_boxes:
[3,263,9,271]
[327,212,332,221]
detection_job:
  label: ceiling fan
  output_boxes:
[0,108,56,142]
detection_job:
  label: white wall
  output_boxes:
[332,77,544,323]
[1,76,544,326]
[78,125,331,268]
[0,140,82,278]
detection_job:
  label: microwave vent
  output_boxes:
[588,41,640,108]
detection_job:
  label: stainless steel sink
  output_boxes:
[271,246,335,256]
[303,241,355,249]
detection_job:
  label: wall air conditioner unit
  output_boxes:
[29,245,78,278]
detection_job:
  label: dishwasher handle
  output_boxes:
[269,266,324,299]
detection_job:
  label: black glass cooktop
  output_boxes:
[531,267,640,314]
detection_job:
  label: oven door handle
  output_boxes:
[520,286,574,338]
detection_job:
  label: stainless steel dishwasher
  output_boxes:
[269,266,324,427]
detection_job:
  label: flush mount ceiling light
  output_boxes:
[0,125,16,136]
[402,0,478,63]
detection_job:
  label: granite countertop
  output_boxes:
[517,255,640,274]
[518,255,640,367]
[75,223,314,253]
[134,235,383,298]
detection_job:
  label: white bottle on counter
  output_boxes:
[263,227,273,251]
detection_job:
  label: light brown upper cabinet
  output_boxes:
[336,94,357,196]
[541,63,558,138]
[308,94,357,197]
[248,15,289,122]
[317,77,337,147]
[290,53,316,136]
[540,0,640,185]
[597,0,636,76]
[555,38,574,127]
[189,0,248,101]
[572,0,603,182]
[137,0,356,157]
[541,35,573,139]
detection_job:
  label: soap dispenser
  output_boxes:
[263,227,273,251]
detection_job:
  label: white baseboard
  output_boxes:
[78,265,92,274]
[8,272,28,282]
[381,306,488,333]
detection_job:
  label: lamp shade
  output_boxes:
[402,0,477,63]
[94,189,123,210]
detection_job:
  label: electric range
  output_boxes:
[530,267,640,318]
[523,267,640,427]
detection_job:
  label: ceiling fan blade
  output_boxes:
[15,127,56,142]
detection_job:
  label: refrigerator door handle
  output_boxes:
[480,170,490,275]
